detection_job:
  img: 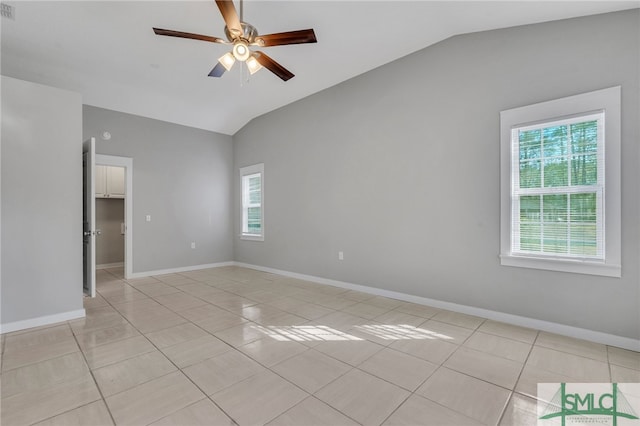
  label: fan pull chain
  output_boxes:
[240,61,250,87]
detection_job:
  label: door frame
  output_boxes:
[95,154,133,279]
[83,138,96,297]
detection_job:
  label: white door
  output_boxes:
[82,138,96,297]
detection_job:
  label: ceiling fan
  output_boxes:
[153,0,317,81]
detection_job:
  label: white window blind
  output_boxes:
[511,113,604,260]
[240,163,264,241]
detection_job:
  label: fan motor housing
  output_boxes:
[225,22,258,43]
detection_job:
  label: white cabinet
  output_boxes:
[95,165,125,198]
[107,166,125,198]
[95,165,107,197]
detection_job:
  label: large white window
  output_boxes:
[500,87,621,277]
[240,163,264,241]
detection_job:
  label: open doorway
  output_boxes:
[95,165,125,272]
[95,154,133,281]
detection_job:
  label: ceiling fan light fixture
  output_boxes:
[232,41,250,62]
[153,0,317,81]
[246,55,263,74]
[218,52,236,71]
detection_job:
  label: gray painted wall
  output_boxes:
[96,198,124,265]
[83,106,234,273]
[234,10,640,339]
[1,76,84,324]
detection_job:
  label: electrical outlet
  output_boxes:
[338,251,344,261]
[191,242,196,249]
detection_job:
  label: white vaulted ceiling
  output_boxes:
[1,1,637,135]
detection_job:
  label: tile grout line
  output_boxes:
[264,393,364,426]
[303,321,466,425]
[10,265,634,425]
[412,320,527,426]
[102,275,237,422]
[66,321,118,426]
[606,345,614,382]
[197,312,364,425]
[95,270,249,425]
[534,335,613,364]
[209,275,494,425]
[491,328,540,426]
[136,267,627,423]
[101,267,346,424]
[366,328,456,425]
[377,391,413,426]
[74,266,123,426]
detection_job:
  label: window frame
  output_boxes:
[511,113,604,259]
[500,87,621,277]
[240,163,264,241]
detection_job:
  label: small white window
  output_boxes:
[240,163,264,241]
[500,87,621,277]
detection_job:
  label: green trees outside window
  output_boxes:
[516,119,600,257]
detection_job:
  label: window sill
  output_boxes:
[240,234,264,242]
[500,254,621,278]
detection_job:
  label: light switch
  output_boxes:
[145,215,151,222]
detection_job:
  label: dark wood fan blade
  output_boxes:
[215,0,243,38]
[254,29,317,47]
[208,63,227,78]
[153,28,226,44]
[254,51,294,81]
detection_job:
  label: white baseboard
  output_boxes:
[234,262,640,352]
[1,309,86,335]
[128,261,235,279]
[97,262,124,270]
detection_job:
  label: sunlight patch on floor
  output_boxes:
[251,324,453,342]
[251,325,364,342]
[354,324,454,340]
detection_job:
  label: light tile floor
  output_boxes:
[1,266,638,425]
